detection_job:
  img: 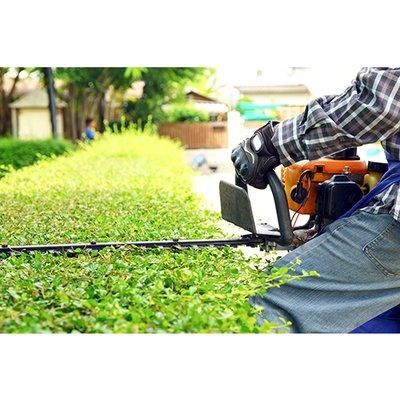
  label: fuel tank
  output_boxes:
[281,158,368,215]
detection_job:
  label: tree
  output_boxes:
[55,68,142,139]
[122,68,213,125]
[0,68,27,136]
[43,67,59,139]
[55,68,213,139]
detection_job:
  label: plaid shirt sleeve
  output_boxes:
[271,67,400,166]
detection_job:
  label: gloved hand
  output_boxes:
[231,121,280,189]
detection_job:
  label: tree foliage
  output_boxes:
[55,68,143,137]
[122,68,213,124]
[0,67,213,139]
[55,68,212,136]
[0,68,30,136]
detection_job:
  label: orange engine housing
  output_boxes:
[281,158,368,215]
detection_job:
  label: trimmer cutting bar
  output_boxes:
[0,235,265,256]
[0,171,290,257]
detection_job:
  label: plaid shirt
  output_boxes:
[271,67,400,220]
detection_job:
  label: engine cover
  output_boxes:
[316,174,363,221]
[282,158,368,215]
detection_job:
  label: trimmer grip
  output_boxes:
[235,174,248,193]
[233,170,293,246]
[265,170,293,246]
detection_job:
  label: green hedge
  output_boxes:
[0,130,314,332]
[163,103,210,123]
[0,138,73,170]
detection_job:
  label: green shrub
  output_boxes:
[0,138,73,171]
[104,115,157,135]
[163,103,210,123]
[0,130,314,332]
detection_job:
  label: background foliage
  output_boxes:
[55,67,142,137]
[0,68,30,136]
[122,67,213,125]
[0,68,214,138]
[0,138,72,171]
[0,128,312,333]
[162,103,210,123]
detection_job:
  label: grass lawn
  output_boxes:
[0,129,311,332]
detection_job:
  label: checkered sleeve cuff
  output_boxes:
[271,114,308,166]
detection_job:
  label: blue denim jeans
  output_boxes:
[250,211,400,333]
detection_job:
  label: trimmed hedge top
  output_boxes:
[0,131,312,332]
[0,138,73,171]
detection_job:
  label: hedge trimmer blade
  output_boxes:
[0,171,293,257]
[0,235,266,257]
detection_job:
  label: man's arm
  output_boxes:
[272,67,400,166]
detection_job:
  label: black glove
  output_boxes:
[231,121,280,189]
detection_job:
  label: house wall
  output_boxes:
[16,108,64,139]
[242,91,311,106]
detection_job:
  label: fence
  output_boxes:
[158,122,228,149]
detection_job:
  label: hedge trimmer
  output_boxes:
[0,148,388,256]
[0,171,292,256]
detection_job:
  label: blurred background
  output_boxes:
[0,66,363,142]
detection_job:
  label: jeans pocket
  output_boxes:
[363,220,400,277]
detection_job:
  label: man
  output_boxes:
[84,117,96,141]
[231,67,400,333]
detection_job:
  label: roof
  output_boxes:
[183,90,228,113]
[186,90,220,103]
[235,84,310,95]
[9,88,67,109]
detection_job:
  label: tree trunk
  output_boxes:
[98,91,106,132]
[0,68,21,136]
[43,67,59,139]
[0,71,6,135]
[67,83,77,141]
[0,107,12,136]
[0,99,8,136]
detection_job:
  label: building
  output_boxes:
[214,67,312,129]
[235,83,311,106]
[235,83,311,127]
[9,88,66,139]
[186,90,229,121]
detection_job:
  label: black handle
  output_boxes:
[235,171,293,246]
[265,170,293,246]
[235,174,248,192]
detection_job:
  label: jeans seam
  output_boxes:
[363,221,400,277]
[326,217,355,236]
